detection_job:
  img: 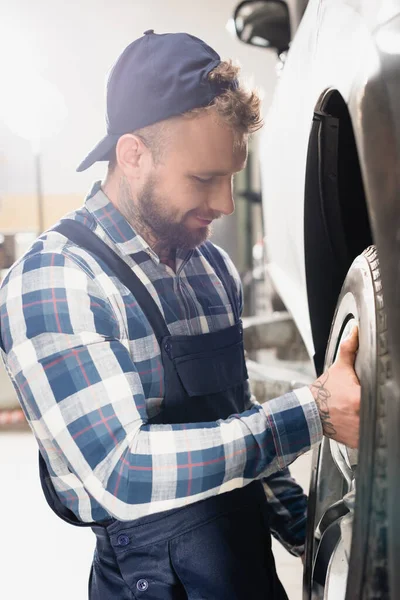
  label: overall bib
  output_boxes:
[38,220,288,600]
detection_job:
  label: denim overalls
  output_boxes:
[38,220,288,600]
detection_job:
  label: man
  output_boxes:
[0,31,360,599]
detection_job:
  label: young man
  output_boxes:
[0,31,360,599]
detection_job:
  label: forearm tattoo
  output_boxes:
[310,372,337,437]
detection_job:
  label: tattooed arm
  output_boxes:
[309,326,360,448]
[309,372,337,438]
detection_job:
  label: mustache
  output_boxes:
[190,210,222,221]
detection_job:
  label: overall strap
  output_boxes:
[201,241,240,322]
[53,219,170,343]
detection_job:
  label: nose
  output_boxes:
[209,179,235,216]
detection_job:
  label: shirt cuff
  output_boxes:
[261,387,323,469]
[270,531,305,558]
[292,386,323,447]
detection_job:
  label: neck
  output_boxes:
[102,174,175,267]
[158,247,176,270]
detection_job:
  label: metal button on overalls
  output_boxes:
[117,534,130,547]
[137,579,149,591]
[38,220,288,600]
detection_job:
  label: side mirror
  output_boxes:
[233,0,291,54]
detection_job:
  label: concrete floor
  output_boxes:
[0,430,311,600]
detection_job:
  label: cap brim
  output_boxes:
[76,133,120,172]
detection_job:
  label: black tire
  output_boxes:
[304,246,391,600]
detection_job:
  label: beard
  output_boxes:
[119,174,215,252]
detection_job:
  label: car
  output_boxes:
[232,1,400,599]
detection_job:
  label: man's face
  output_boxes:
[124,110,247,250]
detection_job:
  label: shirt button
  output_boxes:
[117,534,130,547]
[137,579,149,591]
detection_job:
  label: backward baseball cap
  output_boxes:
[76,30,238,172]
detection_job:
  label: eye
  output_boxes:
[192,175,214,184]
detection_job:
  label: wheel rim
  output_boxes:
[305,252,379,600]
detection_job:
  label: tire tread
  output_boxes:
[362,246,389,600]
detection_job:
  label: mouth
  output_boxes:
[194,216,213,226]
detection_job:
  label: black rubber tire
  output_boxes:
[303,246,391,600]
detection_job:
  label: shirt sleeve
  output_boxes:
[262,468,308,557]
[0,250,322,522]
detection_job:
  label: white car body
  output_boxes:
[259,0,400,360]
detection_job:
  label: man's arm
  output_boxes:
[0,250,322,522]
[246,385,309,556]
[261,325,361,557]
[219,245,360,551]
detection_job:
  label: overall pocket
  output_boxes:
[173,341,247,397]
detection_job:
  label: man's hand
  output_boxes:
[309,326,361,448]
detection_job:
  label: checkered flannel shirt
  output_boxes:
[0,182,322,556]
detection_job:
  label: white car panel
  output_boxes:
[260,0,383,358]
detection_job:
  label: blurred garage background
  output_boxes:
[0,1,312,598]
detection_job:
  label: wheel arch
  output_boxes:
[304,88,374,374]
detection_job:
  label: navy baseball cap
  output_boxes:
[77,30,238,172]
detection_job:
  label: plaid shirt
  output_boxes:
[0,182,322,555]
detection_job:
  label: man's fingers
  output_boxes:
[337,325,359,365]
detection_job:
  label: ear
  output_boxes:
[115,133,151,178]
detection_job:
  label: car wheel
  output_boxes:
[303,246,390,600]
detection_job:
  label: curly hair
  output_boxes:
[108,60,262,170]
[192,60,263,135]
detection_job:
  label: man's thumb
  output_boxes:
[338,325,359,365]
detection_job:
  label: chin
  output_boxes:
[184,226,211,249]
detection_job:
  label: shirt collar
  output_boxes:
[84,181,161,263]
